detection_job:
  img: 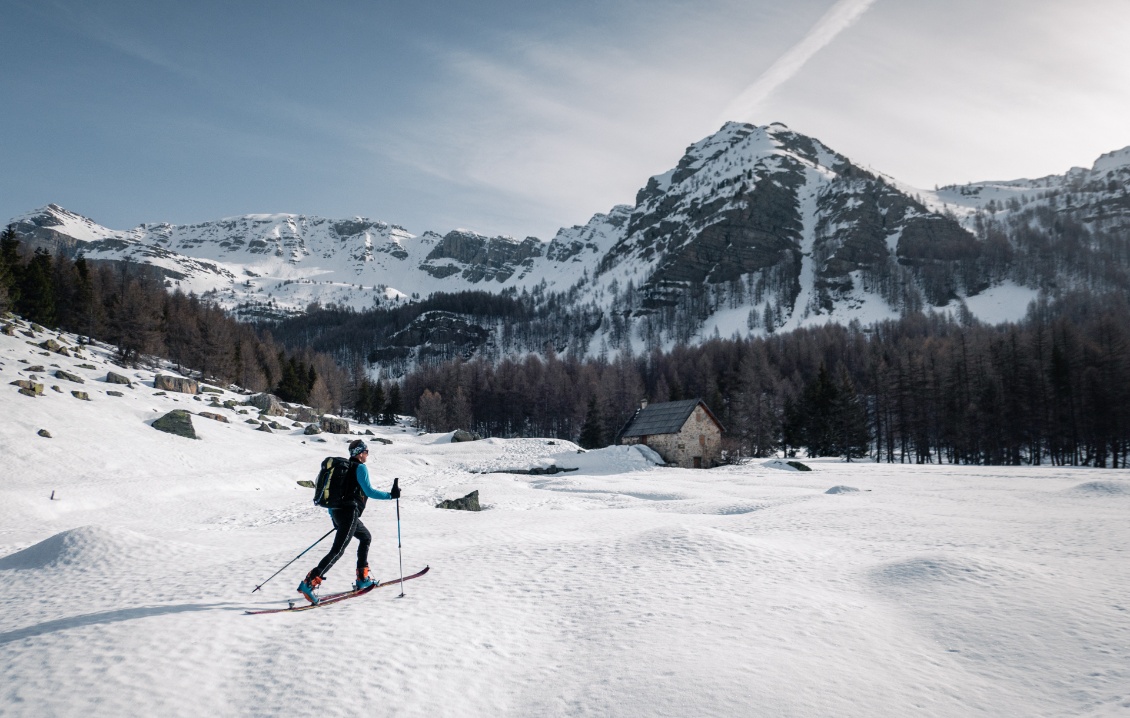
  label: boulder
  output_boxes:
[290,406,320,423]
[27,365,45,373]
[154,375,199,394]
[106,390,124,397]
[11,380,44,396]
[303,424,323,435]
[256,423,273,433]
[198,412,229,423]
[248,393,287,416]
[71,391,91,401]
[320,415,350,434]
[55,370,84,383]
[1,323,14,336]
[436,490,481,512]
[200,385,223,394]
[787,461,811,471]
[268,421,287,430]
[77,363,97,369]
[51,385,63,393]
[451,429,481,442]
[37,429,52,438]
[105,372,133,387]
[152,410,198,439]
[296,480,315,489]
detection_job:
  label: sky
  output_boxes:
[3,0,1130,240]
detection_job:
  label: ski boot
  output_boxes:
[354,566,376,590]
[297,574,323,604]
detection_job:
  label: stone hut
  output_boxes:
[617,399,724,469]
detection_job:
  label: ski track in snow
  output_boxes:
[2,322,1130,716]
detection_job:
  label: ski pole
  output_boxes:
[395,478,405,597]
[251,528,335,593]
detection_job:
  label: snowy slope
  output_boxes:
[2,317,1129,716]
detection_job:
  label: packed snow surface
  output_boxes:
[2,323,1129,716]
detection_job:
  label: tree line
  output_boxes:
[0,226,350,411]
[399,291,1130,467]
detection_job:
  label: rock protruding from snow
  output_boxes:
[151,410,198,439]
[319,415,349,434]
[248,393,287,416]
[436,490,481,512]
[155,375,199,395]
[763,459,811,471]
[452,429,481,442]
[12,380,44,396]
[105,371,132,386]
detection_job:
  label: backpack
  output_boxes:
[313,456,355,508]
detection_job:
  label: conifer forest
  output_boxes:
[3,225,1128,467]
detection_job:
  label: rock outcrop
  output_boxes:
[436,490,481,512]
[319,415,350,434]
[154,375,198,395]
[248,393,287,416]
[152,410,197,439]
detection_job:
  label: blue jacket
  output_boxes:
[355,463,392,501]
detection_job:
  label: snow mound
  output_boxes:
[870,555,1021,589]
[0,525,176,572]
[710,502,769,515]
[548,445,665,475]
[1065,481,1130,497]
[825,485,860,494]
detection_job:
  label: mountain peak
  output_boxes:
[1092,146,1130,175]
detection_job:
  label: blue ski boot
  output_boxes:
[354,566,376,590]
[297,574,322,604]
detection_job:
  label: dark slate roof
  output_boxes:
[619,399,716,438]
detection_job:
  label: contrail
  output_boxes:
[719,0,879,124]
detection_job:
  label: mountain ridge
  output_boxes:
[8,122,1130,369]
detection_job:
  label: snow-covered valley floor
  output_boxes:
[1,322,1128,717]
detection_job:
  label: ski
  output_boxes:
[245,565,430,615]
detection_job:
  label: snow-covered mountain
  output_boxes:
[10,122,1130,361]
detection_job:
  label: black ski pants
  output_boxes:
[310,505,371,579]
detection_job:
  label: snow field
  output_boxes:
[1,324,1129,716]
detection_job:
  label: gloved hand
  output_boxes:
[390,477,401,499]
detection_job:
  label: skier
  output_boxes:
[298,439,400,604]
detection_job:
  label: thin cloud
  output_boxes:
[719,0,879,124]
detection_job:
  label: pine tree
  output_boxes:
[0,225,21,311]
[381,383,402,425]
[834,370,870,461]
[355,380,373,423]
[18,248,55,326]
[579,396,605,449]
